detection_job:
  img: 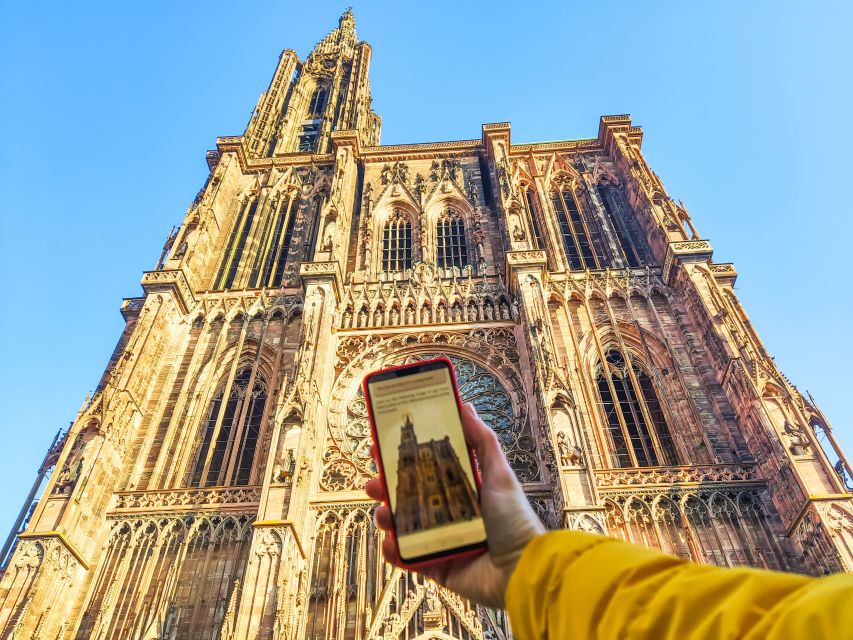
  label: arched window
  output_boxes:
[382,210,412,272]
[625,498,660,549]
[596,184,641,268]
[306,514,337,639]
[552,183,604,270]
[304,194,323,260]
[190,367,267,487]
[308,85,328,118]
[684,496,728,566]
[436,208,468,270]
[709,494,753,566]
[215,198,259,290]
[737,493,787,570]
[253,194,298,288]
[596,350,678,468]
[654,498,692,559]
[524,187,547,252]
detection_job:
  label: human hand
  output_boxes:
[365,402,545,609]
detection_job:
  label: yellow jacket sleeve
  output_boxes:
[505,531,852,639]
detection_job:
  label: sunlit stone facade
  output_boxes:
[2,10,852,639]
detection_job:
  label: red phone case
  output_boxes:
[362,356,487,569]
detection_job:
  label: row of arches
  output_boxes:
[340,295,514,329]
[305,508,487,640]
[604,492,787,570]
[77,515,253,639]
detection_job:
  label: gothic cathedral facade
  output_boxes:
[2,10,852,640]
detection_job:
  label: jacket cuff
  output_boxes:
[504,531,611,639]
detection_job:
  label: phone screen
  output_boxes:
[366,361,486,563]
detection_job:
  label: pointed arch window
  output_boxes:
[308,85,328,118]
[597,184,641,268]
[382,210,412,273]
[190,366,267,487]
[436,208,468,271]
[306,514,336,639]
[215,198,260,290]
[252,193,298,287]
[552,182,604,270]
[596,350,678,468]
[525,187,547,252]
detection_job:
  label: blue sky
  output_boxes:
[1,2,851,535]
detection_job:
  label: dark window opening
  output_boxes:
[597,185,640,268]
[298,123,320,152]
[552,187,605,271]
[382,211,413,272]
[189,367,267,487]
[436,210,468,271]
[596,350,677,468]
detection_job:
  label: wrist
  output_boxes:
[495,528,545,609]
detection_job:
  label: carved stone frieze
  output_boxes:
[111,486,263,514]
[595,464,759,489]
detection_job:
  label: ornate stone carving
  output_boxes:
[112,486,262,513]
[594,464,758,488]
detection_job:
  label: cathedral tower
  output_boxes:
[2,10,851,640]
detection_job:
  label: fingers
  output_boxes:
[374,504,392,530]
[381,531,399,564]
[364,477,386,502]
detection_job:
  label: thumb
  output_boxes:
[460,403,516,487]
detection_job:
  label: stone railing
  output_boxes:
[594,464,759,489]
[111,485,263,514]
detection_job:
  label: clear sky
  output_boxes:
[1,2,851,536]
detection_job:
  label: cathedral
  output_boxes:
[394,415,481,536]
[2,9,853,639]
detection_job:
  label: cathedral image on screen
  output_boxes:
[1,8,852,640]
[394,414,481,537]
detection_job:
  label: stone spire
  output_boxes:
[243,7,380,158]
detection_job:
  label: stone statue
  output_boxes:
[405,306,415,325]
[343,308,353,328]
[374,309,382,326]
[500,300,511,320]
[467,172,480,206]
[390,307,399,325]
[474,228,486,256]
[835,460,852,490]
[425,582,442,614]
[53,455,84,495]
[467,305,477,321]
[512,224,525,242]
[362,183,374,216]
[357,309,367,328]
[556,431,571,465]
[783,421,810,456]
[511,297,521,321]
[556,431,583,466]
[484,302,495,321]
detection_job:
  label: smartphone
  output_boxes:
[363,357,487,567]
